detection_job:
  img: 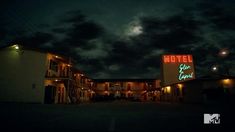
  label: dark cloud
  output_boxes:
[139,13,202,53]
[1,0,235,78]
[87,4,235,78]
[14,32,54,48]
[200,5,235,30]
[55,11,104,50]
[62,11,86,24]
[51,27,67,34]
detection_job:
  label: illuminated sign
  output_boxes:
[178,64,193,81]
[161,55,195,86]
[163,55,193,63]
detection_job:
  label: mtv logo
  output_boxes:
[204,114,220,124]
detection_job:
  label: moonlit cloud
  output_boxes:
[74,39,109,59]
[108,64,120,71]
[126,24,143,36]
[1,0,235,79]
[75,47,108,59]
[144,49,165,59]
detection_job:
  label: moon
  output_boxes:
[126,24,143,36]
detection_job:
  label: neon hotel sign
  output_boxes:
[163,55,194,81]
[163,55,193,63]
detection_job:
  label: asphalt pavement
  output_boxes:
[0,101,234,132]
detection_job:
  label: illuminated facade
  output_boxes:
[160,75,235,103]
[91,79,161,101]
[0,45,92,104]
[1,46,234,104]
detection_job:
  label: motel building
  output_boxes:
[91,79,161,102]
[0,46,234,104]
[0,44,92,104]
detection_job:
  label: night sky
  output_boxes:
[1,0,235,79]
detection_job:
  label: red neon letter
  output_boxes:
[188,55,193,62]
[176,55,182,62]
[163,56,170,63]
[170,56,176,62]
[182,55,187,62]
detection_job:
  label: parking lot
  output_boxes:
[0,102,234,132]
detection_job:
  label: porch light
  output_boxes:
[13,44,19,50]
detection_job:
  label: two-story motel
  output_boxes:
[0,44,93,104]
[0,46,234,104]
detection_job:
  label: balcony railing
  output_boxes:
[45,70,73,80]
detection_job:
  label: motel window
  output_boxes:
[49,60,58,72]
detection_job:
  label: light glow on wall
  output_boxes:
[221,79,233,88]
[166,86,171,93]
[177,84,183,89]
[222,79,231,85]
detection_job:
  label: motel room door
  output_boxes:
[44,85,56,104]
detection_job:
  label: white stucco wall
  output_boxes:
[0,47,47,103]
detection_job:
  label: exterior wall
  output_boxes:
[0,45,93,104]
[183,82,203,103]
[92,80,160,101]
[160,78,235,104]
[0,47,47,103]
[202,79,235,103]
[220,79,235,95]
[161,82,204,103]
